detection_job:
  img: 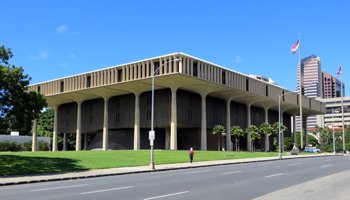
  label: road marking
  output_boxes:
[265,173,284,178]
[288,163,302,166]
[258,163,272,166]
[324,159,331,162]
[30,184,88,192]
[221,170,242,175]
[186,170,211,174]
[80,186,133,195]
[144,191,189,200]
[321,164,332,168]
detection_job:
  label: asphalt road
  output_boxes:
[0,156,349,200]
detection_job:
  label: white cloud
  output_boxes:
[56,25,68,33]
[233,55,242,64]
[29,50,49,61]
[58,63,67,68]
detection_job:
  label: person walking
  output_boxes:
[189,147,194,163]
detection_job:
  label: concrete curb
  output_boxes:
[0,154,342,187]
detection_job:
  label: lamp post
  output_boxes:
[150,58,181,170]
[278,91,294,159]
[332,108,336,155]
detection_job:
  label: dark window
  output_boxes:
[309,99,311,108]
[193,61,198,77]
[246,79,249,91]
[153,61,160,75]
[60,81,64,93]
[117,69,123,82]
[37,86,41,93]
[282,91,285,101]
[266,85,268,97]
[222,71,226,85]
[87,75,91,88]
[297,95,299,105]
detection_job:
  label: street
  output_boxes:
[0,156,349,200]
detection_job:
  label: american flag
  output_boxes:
[291,40,300,55]
[337,66,342,77]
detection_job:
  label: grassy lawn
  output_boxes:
[0,150,280,176]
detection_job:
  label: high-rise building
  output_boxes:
[296,55,323,130]
[296,55,345,131]
[322,71,344,98]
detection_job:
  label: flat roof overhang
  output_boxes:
[44,73,323,116]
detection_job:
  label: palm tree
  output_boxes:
[231,125,245,151]
[272,122,287,151]
[259,123,273,152]
[246,125,260,151]
[212,124,225,151]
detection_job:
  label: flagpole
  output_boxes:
[341,66,345,153]
[298,32,303,149]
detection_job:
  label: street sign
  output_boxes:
[149,131,155,141]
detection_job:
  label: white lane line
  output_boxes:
[288,163,302,166]
[324,159,331,162]
[258,163,272,166]
[80,186,133,195]
[144,191,189,200]
[265,173,284,178]
[30,184,88,192]
[221,170,242,175]
[321,164,332,168]
[186,170,211,174]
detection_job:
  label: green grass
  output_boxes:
[0,150,280,176]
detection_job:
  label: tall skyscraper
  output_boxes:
[296,55,323,131]
[296,55,345,131]
[322,71,344,98]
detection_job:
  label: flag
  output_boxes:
[337,66,342,77]
[291,40,300,55]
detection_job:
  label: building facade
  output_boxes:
[322,71,344,99]
[317,97,350,130]
[29,53,325,151]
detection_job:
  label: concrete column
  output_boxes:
[170,87,178,150]
[165,127,170,150]
[179,57,183,73]
[201,94,207,151]
[133,93,140,150]
[247,104,252,151]
[102,97,110,150]
[226,99,232,151]
[32,119,37,152]
[264,107,269,152]
[76,101,82,151]
[52,106,58,151]
[84,133,88,150]
[63,133,67,151]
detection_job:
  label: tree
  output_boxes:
[0,45,47,134]
[259,123,273,152]
[37,108,54,137]
[246,125,259,151]
[231,125,245,151]
[272,122,287,151]
[212,124,225,151]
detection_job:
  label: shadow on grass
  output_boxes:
[0,155,87,177]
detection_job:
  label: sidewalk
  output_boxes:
[0,154,336,186]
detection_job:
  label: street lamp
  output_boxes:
[150,57,181,170]
[278,91,294,159]
[332,108,336,155]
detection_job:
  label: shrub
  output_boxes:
[0,141,22,151]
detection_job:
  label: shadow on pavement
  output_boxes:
[0,155,87,177]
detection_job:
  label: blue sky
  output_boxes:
[2,0,349,94]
